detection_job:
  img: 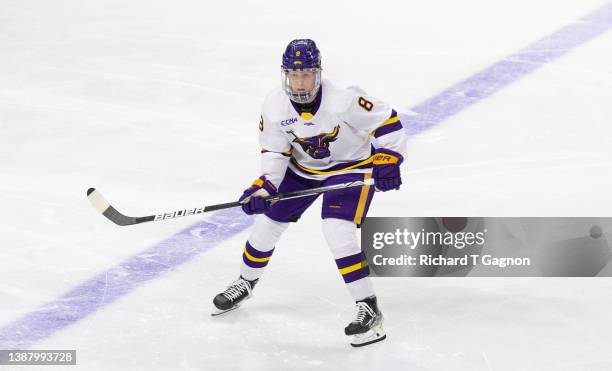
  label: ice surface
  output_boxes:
[1,0,612,370]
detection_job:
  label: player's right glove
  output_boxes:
[372,148,404,191]
[239,176,278,215]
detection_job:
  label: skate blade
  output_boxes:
[350,327,386,347]
[211,293,252,317]
[211,305,240,317]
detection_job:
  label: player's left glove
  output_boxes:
[372,148,404,191]
[239,176,278,215]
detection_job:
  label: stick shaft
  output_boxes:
[88,178,374,226]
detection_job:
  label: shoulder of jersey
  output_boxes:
[321,80,361,113]
[261,86,288,122]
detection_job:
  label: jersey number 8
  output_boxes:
[358,97,374,112]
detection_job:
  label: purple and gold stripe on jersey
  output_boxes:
[371,110,403,138]
[335,252,370,283]
[261,148,293,157]
[242,241,275,268]
[290,156,373,175]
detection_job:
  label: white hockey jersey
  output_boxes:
[258,80,406,187]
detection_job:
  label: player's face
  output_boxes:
[287,70,316,93]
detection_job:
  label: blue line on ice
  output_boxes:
[1,1,611,350]
[403,1,612,136]
[1,208,254,349]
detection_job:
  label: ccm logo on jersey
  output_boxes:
[281,117,298,126]
[155,208,205,220]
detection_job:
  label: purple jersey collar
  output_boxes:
[290,86,323,118]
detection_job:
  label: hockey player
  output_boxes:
[213,39,406,347]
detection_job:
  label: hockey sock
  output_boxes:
[323,218,376,300]
[239,215,288,281]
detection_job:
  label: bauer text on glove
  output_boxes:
[372,149,404,191]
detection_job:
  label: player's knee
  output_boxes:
[322,218,359,257]
[248,215,289,249]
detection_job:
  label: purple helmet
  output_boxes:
[281,39,322,104]
[282,39,321,69]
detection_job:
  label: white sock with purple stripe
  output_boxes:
[240,215,289,281]
[322,218,375,300]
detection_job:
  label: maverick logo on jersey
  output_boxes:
[286,125,340,159]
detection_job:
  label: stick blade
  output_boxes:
[86,188,139,226]
[87,188,110,213]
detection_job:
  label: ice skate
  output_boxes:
[212,277,257,316]
[345,296,386,347]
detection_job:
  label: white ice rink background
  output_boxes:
[1,0,612,370]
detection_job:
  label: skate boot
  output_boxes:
[345,296,386,347]
[212,277,258,316]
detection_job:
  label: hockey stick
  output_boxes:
[87,178,374,226]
